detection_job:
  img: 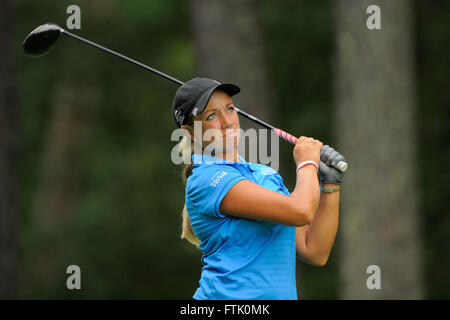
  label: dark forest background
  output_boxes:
[0,0,448,299]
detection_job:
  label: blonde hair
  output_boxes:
[179,120,201,248]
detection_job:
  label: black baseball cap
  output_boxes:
[172,77,240,127]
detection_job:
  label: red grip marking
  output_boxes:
[275,128,298,145]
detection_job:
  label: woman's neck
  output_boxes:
[212,146,239,162]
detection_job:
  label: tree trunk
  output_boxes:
[333,0,423,298]
[27,82,96,290]
[32,83,95,229]
[0,0,18,298]
[187,0,275,129]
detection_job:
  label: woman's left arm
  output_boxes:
[296,183,340,266]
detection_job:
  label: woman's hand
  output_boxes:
[319,145,347,185]
[293,136,323,167]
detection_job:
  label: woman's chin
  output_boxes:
[212,142,238,155]
[202,136,239,156]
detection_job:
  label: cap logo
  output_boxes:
[174,109,184,124]
[191,107,199,116]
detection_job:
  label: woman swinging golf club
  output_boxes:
[173,77,346,300]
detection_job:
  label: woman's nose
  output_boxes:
[221,112,233,128]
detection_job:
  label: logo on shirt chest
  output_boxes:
[210,170,228,187]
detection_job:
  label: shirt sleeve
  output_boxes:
[186,165,247,218]
[275,173,291,196]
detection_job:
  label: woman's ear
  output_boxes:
[180,125,194,140]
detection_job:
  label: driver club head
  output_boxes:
[23,23,64,56]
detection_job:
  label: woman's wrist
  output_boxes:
[296,160,319,173]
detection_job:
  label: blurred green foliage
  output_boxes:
[414,0,450,299]
[14,0,449,299]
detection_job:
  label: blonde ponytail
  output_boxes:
[179,130,201,248]
[181,203,200,248]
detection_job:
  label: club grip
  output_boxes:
[274,128,298,144]
[274,128,348,173]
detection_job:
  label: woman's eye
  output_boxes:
[206,113,215,120]
[228,106,235,111]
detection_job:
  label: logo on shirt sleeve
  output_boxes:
[210,170,228,187]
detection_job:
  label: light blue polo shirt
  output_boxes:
[186,154,297,300]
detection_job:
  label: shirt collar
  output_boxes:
[192,153,247,166]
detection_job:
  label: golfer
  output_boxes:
[172,77,346,300]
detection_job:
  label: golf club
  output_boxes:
[23,23,348,173]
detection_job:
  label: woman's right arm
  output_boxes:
[219,136,323,227]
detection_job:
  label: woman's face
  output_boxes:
[185,90,240,154]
